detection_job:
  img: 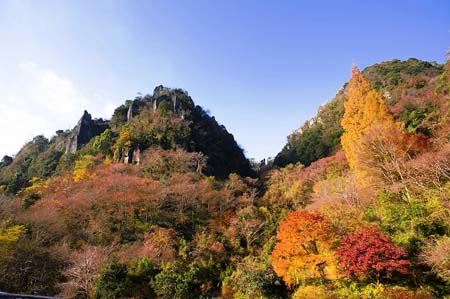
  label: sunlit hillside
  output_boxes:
[0,57,449,298]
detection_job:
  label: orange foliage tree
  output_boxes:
[270,210,337,287]
[357,123,429,197]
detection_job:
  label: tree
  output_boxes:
[141,227,178,265]
[91,258,158,299]
[92,129,118,156]
[292,285,331,299]
[229,256,287,299]
[420,236,450,283]
[127,258,159,299]
[0,239,66,296]
[270,210,337,287]
[19,176,49,208]
[435,56,450,95]
[60,246,111,299]
[142,149,206,181]
[235,206,266,253]
[73,155,97,182]
[0,224,25,258]
[405,143,450,193]
[93,262,130,299]
[320,202,368,237]
[367,191,448,254]
[157,99,175,116]
[357,124,429,197]
[337,227,410,281]
[264,151,348,213]
[151,262,201,299]
[341,67,395,184]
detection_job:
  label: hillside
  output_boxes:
[0,86,253,193]
[274,58,445,167]
[0,57,449,299]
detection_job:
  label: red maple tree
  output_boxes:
[337,227,410,281]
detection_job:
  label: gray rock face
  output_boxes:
[127,86,189,120]
[126,104,133,122]
[152,85,182,112]
[65,110,110,153]
[120,86,192,164]
[132,147,141,164]
[126,98,150,123]
[0,155,13,168]
[121,147,141,164]
[116,86,193,130]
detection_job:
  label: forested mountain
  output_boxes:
[0,86,253,194]
[0,57,449,299]
[274,58,445,167]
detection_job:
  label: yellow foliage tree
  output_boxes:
[73,155,97,182]
[113,127,134,162]
[18,177,50,208]
[19,177,48,197]
[0,224,25,258]
[341,66,395,184]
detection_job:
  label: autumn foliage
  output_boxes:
[263,151,348,211]
[337,227,411,281]
[357,123,429,195]
[0,59,449,298]
[270,210,336,286]
[341,67,396,184]
[0,224,25,258]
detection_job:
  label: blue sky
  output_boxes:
[0,0,449,160]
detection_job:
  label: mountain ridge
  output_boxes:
[0,56,449,298]
[274,58,445,168]
[0,85,254,193]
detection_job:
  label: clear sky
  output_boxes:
[0,0,449,161]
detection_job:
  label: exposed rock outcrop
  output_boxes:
[112,86,194,129]
[127,86,192,122]
[0,155,13,169]
[152,85,183,112]
[65,110,110,153]
[126,97,149,122]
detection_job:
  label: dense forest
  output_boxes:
[0,57,449,299]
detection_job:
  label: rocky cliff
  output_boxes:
[111,85,253,178]
[0,85,253,193]
[65,111,110,153]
